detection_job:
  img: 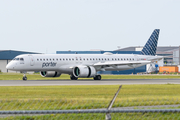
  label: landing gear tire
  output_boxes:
[70,75,78,80]
[22,72,27,81]
[23,76,27,81]
[93,75,101,80]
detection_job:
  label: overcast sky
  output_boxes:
[0,0,180,53]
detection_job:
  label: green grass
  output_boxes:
[1,73,180,80]
[1,84,180,111]
[1,84,180,119]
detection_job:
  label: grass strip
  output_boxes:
[1,73,180,80]
[0,84,180,110]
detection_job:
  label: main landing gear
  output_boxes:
[93,75,101,80]
[70,75,101,80]
[70,75,78,80]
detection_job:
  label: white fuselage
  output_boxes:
[6,53,162,75]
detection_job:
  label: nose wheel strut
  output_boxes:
[23,73,27,81]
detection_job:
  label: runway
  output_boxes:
[1,79,180,86]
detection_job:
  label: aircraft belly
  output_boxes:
[58,66,73,74]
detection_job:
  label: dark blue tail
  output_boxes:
[140,29,160,56]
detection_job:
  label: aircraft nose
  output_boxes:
[6,64,10,69]
[6,63,13,70]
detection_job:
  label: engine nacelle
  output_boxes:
[40,71,61,77]
[73,66,96,78]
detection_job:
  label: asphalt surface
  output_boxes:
[1,79,180,86]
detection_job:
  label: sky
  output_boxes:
[0,0,180,53]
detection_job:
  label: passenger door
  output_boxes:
[29,55,35,66]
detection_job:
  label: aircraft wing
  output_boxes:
[93,61,151,67]
[68,61,151,70]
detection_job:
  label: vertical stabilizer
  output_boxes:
[140,29,160,56]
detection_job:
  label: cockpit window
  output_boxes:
[13,58,20,61]
[13,58,24,61]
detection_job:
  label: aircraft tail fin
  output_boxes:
[140,29,160,56]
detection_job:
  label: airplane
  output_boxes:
[6,29,163,81]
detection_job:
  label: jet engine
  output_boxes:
[40,71,61,77]
[73,66,96,78]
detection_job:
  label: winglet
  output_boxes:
[140,29,160,56]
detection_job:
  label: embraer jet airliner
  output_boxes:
[6,29,163,80]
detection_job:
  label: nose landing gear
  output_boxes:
[22,72,27,81]
[23,76,27,81]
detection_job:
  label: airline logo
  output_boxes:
[42,62,57,68]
